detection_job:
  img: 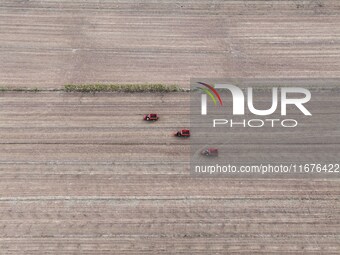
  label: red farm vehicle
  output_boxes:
[201,148,218,157]
[174,129,190,137]
[143,113,159,121]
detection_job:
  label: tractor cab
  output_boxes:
[143,113,159,121]
[201,148,218,157]
[175,129,190,137]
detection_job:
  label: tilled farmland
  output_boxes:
[1,1,340,88]
[1,0,340,254]
[0,92,339,254]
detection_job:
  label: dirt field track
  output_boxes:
[0,0,340,254]
[0,91,339,254]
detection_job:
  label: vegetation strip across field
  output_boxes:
[64,84,183,93]
[0,84,185,93]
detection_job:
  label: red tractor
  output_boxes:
[143,113,159,121]
[201,148,218,157]
[174,129,190,137]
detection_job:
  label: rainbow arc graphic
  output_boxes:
[197,82,223,106]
